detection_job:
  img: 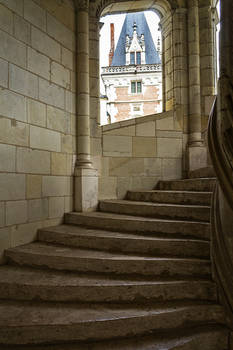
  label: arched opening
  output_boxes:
[99,10,162,125]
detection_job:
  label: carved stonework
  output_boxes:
[74,0,89,11]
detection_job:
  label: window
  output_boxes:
[131,81,142,94]
[136,52,141,64]
[130,52,135,64]
[130,52,141,65]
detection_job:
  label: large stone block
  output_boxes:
[51,152,67,175]
[47,106,69,133]
[24,0,46,30]
[0,58,8,88]
[6,200,27,225]
[109,157,145,177]
[30,125,61,152]
[17,147,50,174]
[91,137,102,157]
[144,158,162,177]
[156,116,174,130]
[0,202,5,228]
[47,13,75,51]
[0,0,23,16]
[26,175,42,199]
[0,144,15,172]
[27,98,46,127]
[39,78,65,110]
[136,122,155,137]
[10,221,42,247]
[14,14,30,45]
[28,198,48,222]
[65,196,73,213]
[40,0,75,32]
[99,176,117,200]
[65,91,75,114]
[28,47,50,80]
[42,176,69,197]
[62,47,74,70]
[49,197,65,219]
[51,61,70,89]
[0,227,11,264]
[61,134,73,154]
[157,137,183,158]
[9,64,38,99]
[132,137,156,157]
[0,4,13,34]
[103,135,132,157]
[31,27,61,62]
[0,89,26,122]
[0,118,29,147]
[162,158,182,180]
[105,125,136,136]
[74,168,98,212]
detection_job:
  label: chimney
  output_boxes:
[109,23,115,66]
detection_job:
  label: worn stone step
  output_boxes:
[38,225,210,259]
[65,212,210,240]
[0,300,225,345]
[5,242,211,278]
[99,200,210,222]
[0,266,217,303]
[127,190,212,206]
[188,167,216,179]
[1,326,228,349]
[158,178,216,192]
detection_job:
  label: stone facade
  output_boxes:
[0,0,76,262]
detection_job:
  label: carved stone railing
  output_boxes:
[208,78,233,328]
[102,64,162,75]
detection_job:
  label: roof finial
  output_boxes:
[133,22,137,33]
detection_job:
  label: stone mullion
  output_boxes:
[188,0,202,146]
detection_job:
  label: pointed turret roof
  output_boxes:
[111,12,161,66]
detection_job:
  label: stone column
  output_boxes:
[74,0,98,212]
[187,0,207,171]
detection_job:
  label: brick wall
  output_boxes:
[0,0,76,262]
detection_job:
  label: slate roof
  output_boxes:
[111,11,161,66]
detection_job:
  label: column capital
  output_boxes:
[74,0,89,12]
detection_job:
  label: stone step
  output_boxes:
[65,212,210,240]
[99,200,210,222]
[38,225,210,258]
[0,266,217,303]
[158,178,216,192]
[188,167,216,179]
[126,190,212,206]
[5,242,211,278]
[1,326,228,349]
[0,300,225,345]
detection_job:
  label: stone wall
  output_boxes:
[100,111,185,199]
[0,0,76,262]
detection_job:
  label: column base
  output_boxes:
[186,145,207,172]
[74,167,98,212]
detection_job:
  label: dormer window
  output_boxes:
[125,22,145,65]
[130,52,141,65]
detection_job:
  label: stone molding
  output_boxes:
[74,0,89,11]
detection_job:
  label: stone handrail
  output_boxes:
[102,64,162,75]
[208,79,233,327]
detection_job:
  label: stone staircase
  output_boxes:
[0,176,230,349]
